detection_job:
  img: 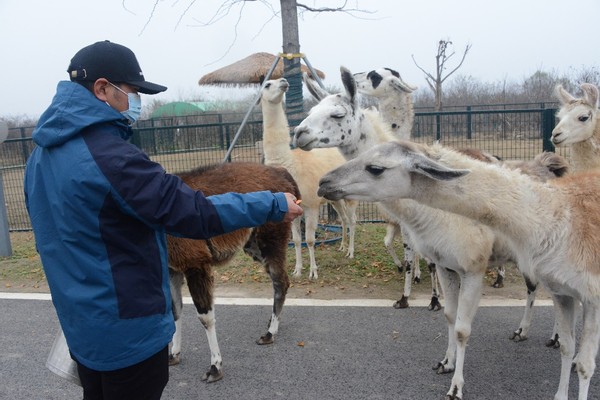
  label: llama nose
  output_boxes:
[551,132,562,143]
[292,126,305,144]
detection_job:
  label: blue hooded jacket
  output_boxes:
[24,81,289,371]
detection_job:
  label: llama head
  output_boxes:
[258,78,289,106]
[317,140,469,202]
[293,66,361,150]
[353,68,417,97]
[551,83,599,147]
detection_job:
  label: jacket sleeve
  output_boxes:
[90,132,288,239]
[102,142,288,239]
[207,191,288,233]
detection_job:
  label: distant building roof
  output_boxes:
[150,101,224,118]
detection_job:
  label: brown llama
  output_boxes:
[166,162,300,383]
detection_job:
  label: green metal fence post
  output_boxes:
[542,108,557,152]
[0,173,12,256]
[466,106,472,140]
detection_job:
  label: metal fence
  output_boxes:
[0,107,565,231]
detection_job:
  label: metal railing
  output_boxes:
[0,107,562,231]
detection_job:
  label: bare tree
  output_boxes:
[412,39,472,111]
[134,0,374,125]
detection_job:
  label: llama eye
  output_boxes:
[579,114,590,122]
[366,165,385,176]
[265,83,271,89]
[331,112,345,119]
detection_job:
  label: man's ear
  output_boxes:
[93,78,110,101]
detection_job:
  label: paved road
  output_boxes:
[0,294,597,400]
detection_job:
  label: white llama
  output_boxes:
[295,67,570,400]
[352,69,508,292]
[303,72,440,310]
[552,83,600,171]
[318,139,600,400]
[353,67,417,140]
[259,78,358,280]
[352,68,437,306]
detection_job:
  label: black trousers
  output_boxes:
[74,346,169,400]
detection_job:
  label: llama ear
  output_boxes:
[415,164,470,181]
[555,85,575,104]
[303,72,328,101]
[340,66,357,103]
[580,83,599,108]
[390,77,417,93]
[408,153,470,181]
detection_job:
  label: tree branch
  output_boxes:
[440,43,472,84]
[411,54,435,82]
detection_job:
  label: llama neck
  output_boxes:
[378,95,413,141]
[409,157,557,243]
[261,103,293,168]
[570,123,600,172]
[340,110,397,160]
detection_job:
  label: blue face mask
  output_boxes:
[109,82,142,124]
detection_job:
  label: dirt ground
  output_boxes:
[0,262,550,303]
[0,230,551,303]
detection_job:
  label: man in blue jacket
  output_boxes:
[24,40,303,400]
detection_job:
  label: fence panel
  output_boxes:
[1,107,564,231]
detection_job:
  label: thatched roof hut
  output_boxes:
[198,52,325,85]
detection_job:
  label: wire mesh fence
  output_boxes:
[0,106,566,231]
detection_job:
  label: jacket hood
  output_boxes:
[32,81,131,148]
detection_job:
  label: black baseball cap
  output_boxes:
[67,40,167,94]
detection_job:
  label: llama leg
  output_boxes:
[184,268,223,383]
[445,271,485,400]
[168,268,185,365]
[331,201,356,258]
[343,201,357,259]
[393,229,416,309]
[413,252,422,284]
[573,301,600,400]
[428,262,442,311]
[510,274,537,342]
[545,317,561,349]
[551,294,577,400]
[492,265,505,288]
[258,254,290,345]
[433,266,460,375]
[334,203,349,254]
[303,208,320,280]
[291,217,304,278]
[383,222,403,272]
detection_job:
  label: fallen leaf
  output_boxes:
[297,341,305,347]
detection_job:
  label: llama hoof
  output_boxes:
[433,361,454,374]
[201,365,223,383]
[413,276,421,284]
[509,328,528,342]
[445,392,462,400]
[393,296,409,309]
[492,279,504,288]
[396,265,404,274]
[257,332,274,345]
[428,297,442,311]
[168,354,181,366]
[545,334,560,349]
